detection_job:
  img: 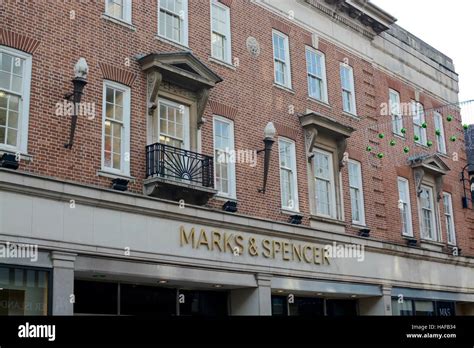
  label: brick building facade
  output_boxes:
[0,0,473,316]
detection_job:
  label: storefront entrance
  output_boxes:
[74,280,229,316]
[271,295,358,316]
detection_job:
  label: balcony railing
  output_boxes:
[146,143,214,188]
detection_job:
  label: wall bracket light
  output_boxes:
[257,122,276,194]
[64,58,89,149]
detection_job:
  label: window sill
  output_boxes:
[155,35,191,51]
[101,14,136,31]
[307,97,331,109]
[352,223,367,229]
[97,170,136,183]
[281,208,301,216]
[392,133,406,140]
[273,83,295,94]
[342,111,360,120]
[208,57,236,71]
[437,152,449,159]
[419,240,444,253]
[214,195,237,202]
[414,142,430,149]
[309,215,345,234]
[0,147,33,163]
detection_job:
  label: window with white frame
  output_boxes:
[434,111,447,154]
[306,47,327,103]
[211,1,231,63]
[314,149,336,217]
[105,0,132,22]
[213,116,236,198]
[157,98,189,149]
[102,81,131,175]
[397,177,413,237]
[279,138,298,211]
[419,185,437,240]
[443,193,456,245]
[412,100,427,146]
[158,0,188,46]
[0,47,32,153]
[389,89,403,136]
[348,160,365,225]
[340,63,356,115]
[272,30,291,88]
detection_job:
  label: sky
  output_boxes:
[371,0,474,125]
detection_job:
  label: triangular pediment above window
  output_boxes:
[138,51,223,91]
[409,153,450,176]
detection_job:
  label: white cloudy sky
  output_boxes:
[371,0,474,125]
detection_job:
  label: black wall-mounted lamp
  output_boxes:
[257,122,276,194]
[460,163,474,209]
[64,58,89,149]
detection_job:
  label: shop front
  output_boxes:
[1,171,474,316]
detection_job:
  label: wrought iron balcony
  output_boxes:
[144,143,216,205]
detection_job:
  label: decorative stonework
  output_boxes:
[98,62,137,87]
[246,37,260,58]
[0,29,40,54]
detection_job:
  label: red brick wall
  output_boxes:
[1,1,472,255]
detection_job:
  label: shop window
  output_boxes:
[326,299,358,316]
[120,284,176,316]
[391,298,414,316]
[0,266,49,316]
[74,280,118,315]
[179,290,228,316]
[289,297,324,317]
[271,296,288,316]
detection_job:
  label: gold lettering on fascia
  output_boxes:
[179,226,330,266]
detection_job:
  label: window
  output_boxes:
[389,89,403,136]
[340,64,356,115]
[158,0,188,46]
[397,177,413,237]
[314,149,336,217]
[419,185,437,240]
[443,193,456,245]
[412,101,427,146]
[434,111,447,154]
[348,160,365,225]
[156,98,190,149]
[279,138,298,211]
[306,47,327,103]
[105,0,132,22]
[213,116,236,198]
[211,1,231,63]
[272,30,291,88]
[0,47,32,153]
[102,81,131,175]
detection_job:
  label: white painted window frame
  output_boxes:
[389,89,403,136]
[434,111,447,154]
[0,46,32,155]
[397,177,413,237]
[418,184,438,241]
[105,0,132,23]
[213,115,236,199]
[278,137,299,212]
[210,0,232,64]
[158,0,189,46]
[272,29,292,89]
[340,63,356,115]
[314,148,336,219]
[101,80,131,176]
[443,192,456,245]
[412,100,427,146]
[348,159,365,226]
[305,46,328,103]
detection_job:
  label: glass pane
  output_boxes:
[9,95,19,112]
[104,150,112,167]
[106,103,114,119]
[106,87,114,103]
[0,71,10,90]
[12,57,23,76]
[114,105,123,121]
[0,108,6,126]
[11,75,22,94]
[104,135,111,152]
[113,137,121,153]
[0,126,5,143]
[0,53,12,72]
[8,111,18,129]
[115,90,123,106]
[113,123,121,138]
[0,93,7,108]
[113,153,121,169]
[104,121,111,136]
